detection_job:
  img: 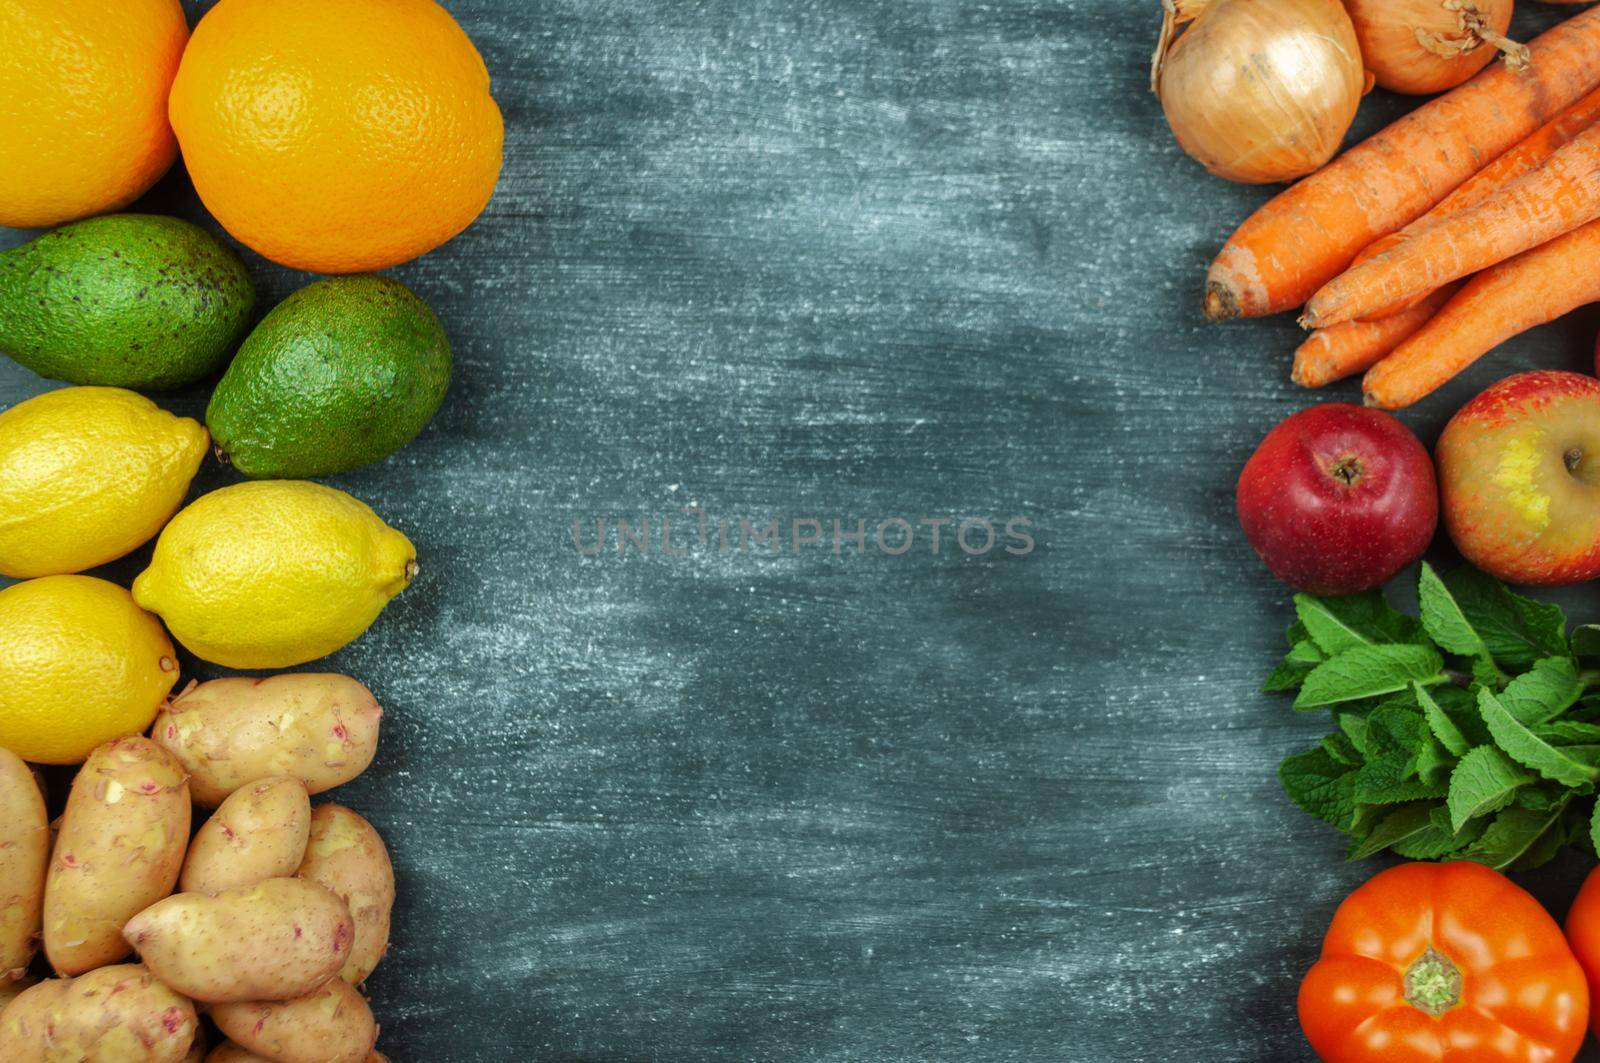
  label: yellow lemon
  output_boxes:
[132,481,417,669]
[0,387,208,578]
[0,576,179,764]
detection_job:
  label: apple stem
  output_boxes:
[1330,456,1364,486]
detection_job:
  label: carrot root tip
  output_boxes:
[1202,282,1239,322]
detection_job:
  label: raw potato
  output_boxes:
[0,749,47,979]
[205,1046,266,1063]
[0,973,35,1011]
[44,738,191,975]
[124,877,353,1003]
[298,804,394,984]
[0,964,198,1062]
[151,675,382,807]
[210,979,376,1063]
[182,777,311,894]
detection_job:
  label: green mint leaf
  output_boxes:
[1471,656,1504,689]
[1322,732,1361,768]
[1279,748,1357,831]
[1479,686,1600,788]
[1459,801,1571,871]
[1533,721,1600,745]
[1516,784,1570,811]
[1415,683,1469,756]
[1346,803,1437,861]
[1418,562,1501,679]
[1499,657,1584,726]
[1294,645,1446,710]
[1513,807,1577,871]
[1447,746,1532,831]
[1365,702,1429,759]
[1350,717,1452,800]
[1412,737,1456,790]
[1430,685,1492,748]
[1557,745,1600,768]
[1263,639,1326,693]
[1442,567,1568,669]
[1591,801,1600,857]
[1572,624,1600,659]
[1336,711,1370,758]
[1294,590,1426,656]
[1394,805,1487,860]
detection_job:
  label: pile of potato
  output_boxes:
[0,674,395,1062]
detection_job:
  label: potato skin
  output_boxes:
[0,973,35,1011]
[124,877,353,1003]
[151,676,381,807]
[182,777,311,894]
[297,804,393,985]
[44,738,191,975]
[0,749,48,979]
[205,1046,267,1063]
[0,964,198,1062]
[210,979,376,1063]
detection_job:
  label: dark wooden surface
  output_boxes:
[7,2,1600,1060]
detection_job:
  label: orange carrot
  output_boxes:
[1353,81,1600,275]
[1204,6,1600,322]
[1302,122,1600,329]
[1291,284,1459,388]
[1363,218,1600,408]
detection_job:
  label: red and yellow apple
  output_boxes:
[1437,370,1600,586]
[1238,403,1437,595]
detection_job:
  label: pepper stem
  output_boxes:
[1404,946,1462,1017]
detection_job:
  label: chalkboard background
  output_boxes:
[5,2,1600,1060]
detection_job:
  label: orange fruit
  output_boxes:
[168,0,503,274]
[0,0,188,229]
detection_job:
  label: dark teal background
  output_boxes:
[6,2,1600,1059]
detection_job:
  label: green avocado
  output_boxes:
[0,214,254,390]
[207,275,452,479]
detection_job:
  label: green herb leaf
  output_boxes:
[1336,711,1370,758]
[1322,732,1361,768]
[1295,590,1424,656]
[1513,807,1576,871]
[1572,624,1600,660]
[1294,645,1447,710]
[1412,737,1455,790]
[1263,639,1326,693]
[1418,562,1501,679]
[1279,748,1357,831]
[1346,803,1438,861]
[1479,687,1600,788]
[1446,746,1531,831]
[1533,721,1600,745]
[1442,567,1568,669]
[1393,805,1486,860]
[1499,657,1585,726]
[1459,801,1570,871]
[1415,683,1469,756]
[1591,801,1600,857]
[1355,708,1447,803]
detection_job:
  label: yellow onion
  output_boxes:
[1153,0,1366,185]
[1344,0,1526,96]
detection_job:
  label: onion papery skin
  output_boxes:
[1156,0,1366,185]
[1345,0,1519,96]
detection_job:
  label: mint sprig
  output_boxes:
[1271,562,1600,870]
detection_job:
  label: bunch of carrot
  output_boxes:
[1207,6,1600,408]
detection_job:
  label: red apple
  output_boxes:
[1437,370,1600,586]
[1238,404,1437,595]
